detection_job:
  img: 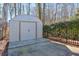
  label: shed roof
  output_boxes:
[12,15,41,22]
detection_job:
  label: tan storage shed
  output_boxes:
[9,15,43,42]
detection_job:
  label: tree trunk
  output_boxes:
[3,3,8,21]
[37,3,41,20]
[2,3,8,37]
[23,4,25,14]
[55,3,58,23]
[70,4,75,17]
[42,3,46,25]
[27,3,30,15]
[17,3,21,15]
[14,3,16,16]
[20,3,21,15]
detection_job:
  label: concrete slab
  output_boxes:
[8,38,78,56]
[8,38,48,49]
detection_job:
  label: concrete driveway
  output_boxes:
[8,38,78,56]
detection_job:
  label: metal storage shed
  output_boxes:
[9,15,42,42]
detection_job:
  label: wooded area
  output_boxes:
[1,3,79,41]
[0,3,79,25]
[1,3,79,56]
[0,3,79,40]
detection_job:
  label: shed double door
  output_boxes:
[20,22,36,40]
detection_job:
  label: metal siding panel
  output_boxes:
[9,21,19,42]
[20,22,36,40]
[37,22,42,38]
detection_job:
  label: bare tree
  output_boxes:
[51,4,54,21]
[18,3,21,15]
[54,3,58,23]
[47,4,51,21]
[3,3,8,21]
[37,3,41,20]
[70,3,75,17]
[42,3,46,25]
[9,4,13,20]
[23,4,25,14]
[27,3,30,15]
[2,3,8,37]
[14,3,16,16]
[0,4,2,18]
[61,4,69,22]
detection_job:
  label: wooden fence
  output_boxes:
[48,37,79,46]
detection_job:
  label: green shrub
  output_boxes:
[49,20,79,41]
[43,25,52,38]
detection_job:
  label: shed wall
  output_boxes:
[9,21,19,42]
[9,16,42,42]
